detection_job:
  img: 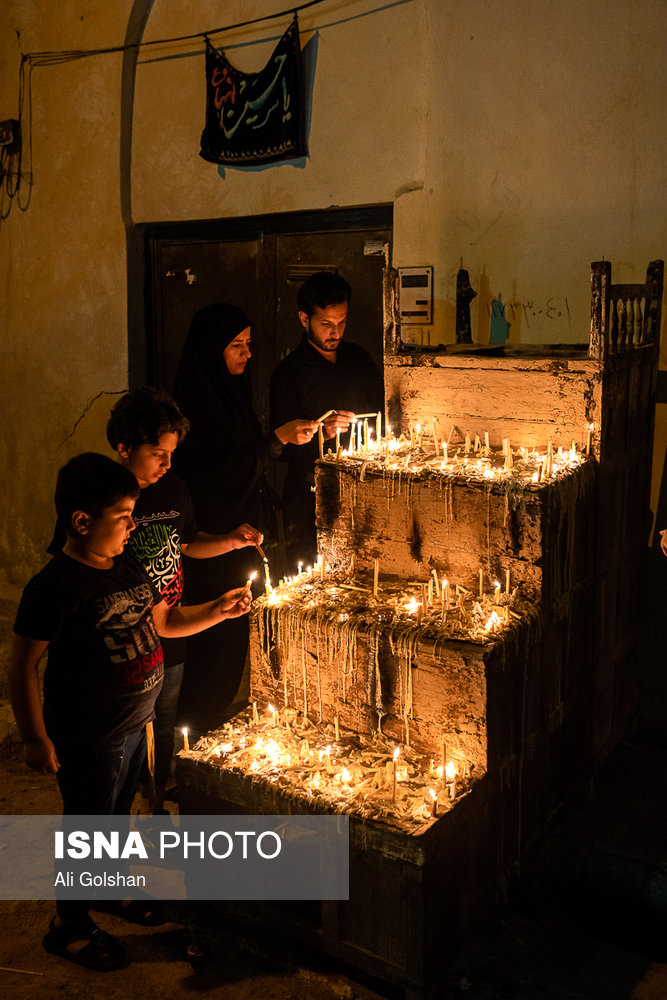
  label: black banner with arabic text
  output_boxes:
[200,16,305,166]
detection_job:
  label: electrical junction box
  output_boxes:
[398,266,432,324]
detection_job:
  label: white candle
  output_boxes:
[252,701,258,725]
[479,568,484,598]
[392,747,400,801]
[244,571,257,593]
[431,569,440,597]
[586,423,593,455]
[429,787,437,817]
[494,579,501,602]
[334,715,340,741]
[432,418,439,455]
[376,411,382,445]
[373,558,379,597]
[442,740,447,780]
[364,418,369,450]
[318,423,324,459]
[505,568,511,594]
[349,421,356,453]
[465,432,471,454]
[181,728,189,753]
[335,429,341,453]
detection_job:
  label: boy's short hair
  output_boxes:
[55,453,140,537]
[297,271,351,317]
[106,388,190,451]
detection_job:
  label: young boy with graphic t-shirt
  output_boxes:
[9,453,251,972]
[106,388,264,812]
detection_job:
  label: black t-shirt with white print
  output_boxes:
[127,471,199,668]
[14,551,164,745]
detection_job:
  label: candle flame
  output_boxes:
[428,787,437,801]
[445,760,456,781]
[393,746,400,761]
[484,610,504,631]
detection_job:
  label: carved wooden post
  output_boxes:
[589,260,611,364]
[645,259,664,346]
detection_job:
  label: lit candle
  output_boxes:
[297,561,303,576]
[373,558,379,597]
[446,760,457,800]
[269,703,277,725]
[181,728,189,753]
[376,411,381,445]
[586,423,593,455]
[392,747,400,801]
[494,579,501,602]
[429,787,437,817]
[244,571,257,593]
[479,568,484,598]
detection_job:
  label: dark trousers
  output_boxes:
[55,728,147,922]
[140,662,184,792]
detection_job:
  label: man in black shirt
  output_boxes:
[270,271,384,570]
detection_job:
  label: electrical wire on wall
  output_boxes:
[2,0,330,219]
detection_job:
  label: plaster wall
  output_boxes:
[0,2,131,581]
[0,0,665,587]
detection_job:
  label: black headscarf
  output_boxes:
[172,303,273,533]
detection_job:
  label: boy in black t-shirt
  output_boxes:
[9,453,251,971]
[107,388,264,811]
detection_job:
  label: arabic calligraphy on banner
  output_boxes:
[200,16,306,166]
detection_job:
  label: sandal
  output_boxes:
[43,916,126,971]
[92,894,165,926]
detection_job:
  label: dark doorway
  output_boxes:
[141,204,392,484]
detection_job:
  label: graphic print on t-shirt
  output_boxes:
[95,582,163,693]
[129,512,183,607]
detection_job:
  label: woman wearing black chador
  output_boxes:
[172,303,315,733]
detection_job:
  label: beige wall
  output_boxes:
[0,0,665,584]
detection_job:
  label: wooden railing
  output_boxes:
[589,259,664,362]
